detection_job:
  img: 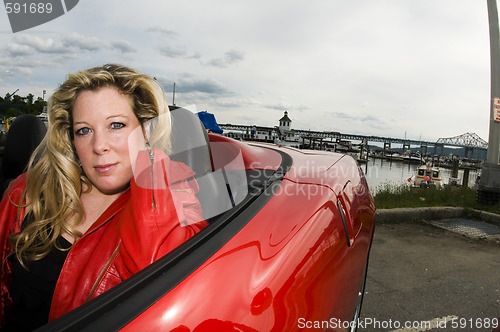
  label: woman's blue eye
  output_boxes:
[75,127,90,135]
[111,122,125,129]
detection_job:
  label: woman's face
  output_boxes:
[72,86,142,195]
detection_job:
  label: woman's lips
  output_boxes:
[94,163,117,174]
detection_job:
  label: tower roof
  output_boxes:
[279,111,292,122]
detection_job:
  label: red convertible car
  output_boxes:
[26,107,375,332]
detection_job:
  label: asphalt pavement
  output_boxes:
[358,213,500,332]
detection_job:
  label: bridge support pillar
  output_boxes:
[403,142,411,153]
[433,143,444,156]
[464,146,474,159]
[383,142,391,153]
[420,144,428,156]
[360,140,369,161]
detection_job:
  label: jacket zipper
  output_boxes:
[149,149,156,210]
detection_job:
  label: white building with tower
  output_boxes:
[275,111,300,147]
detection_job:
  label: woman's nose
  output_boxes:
[92,131,109,155]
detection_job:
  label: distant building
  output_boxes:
[252,125,275,142]
[275,111,300,148]
[278,111,291,135]
[220,111,299,147]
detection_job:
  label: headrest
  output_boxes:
[2,114,47,180]
[169,106,213,177]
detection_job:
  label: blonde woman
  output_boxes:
[0,64,207,330]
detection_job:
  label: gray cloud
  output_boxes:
[213,100,243,109]
[7,34,69,56]
[0,32,145,85]
[146,26,180,39]
[156,74,232,96]
[176,77,231,95]
[148,26,200,60]
[5,43,33,57]
[157,43,200,60]
[110,40,137,53]
[327,112,356,120]
[61,33,104,52]
[0,65,32,80]
[264,103,288,111]
[205,49,245,68]
[5,33,105,58]
[262,101,311,114]
[159,44,187,58]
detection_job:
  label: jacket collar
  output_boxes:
[81,189,131,238]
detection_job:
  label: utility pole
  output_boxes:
[172,82,176,106]
[478,0,500,204]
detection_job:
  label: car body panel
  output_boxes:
[120,136,375,332]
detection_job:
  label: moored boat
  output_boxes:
[402,152,422,164]
[410,164,443,188]
[386,152,403,161]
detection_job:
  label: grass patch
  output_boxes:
[374,184,500,214]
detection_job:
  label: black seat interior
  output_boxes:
[0,114,47,197]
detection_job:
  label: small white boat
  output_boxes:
[386,152,403,161]
[403,152,422,164]
[410,164,443,188]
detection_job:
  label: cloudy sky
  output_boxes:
[0,0,495,142]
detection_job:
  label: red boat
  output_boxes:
[25,107,376,332]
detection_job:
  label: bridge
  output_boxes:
[436,132,488,149]
[219,124,487,158]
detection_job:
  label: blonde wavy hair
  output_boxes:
[10,64,172,268]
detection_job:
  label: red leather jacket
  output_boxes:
[0,149,208,325]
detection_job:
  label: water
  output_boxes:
[361,157,480,195]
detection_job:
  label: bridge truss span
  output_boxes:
[437,132,488,149]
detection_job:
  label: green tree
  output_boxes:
[26,93,34,105]
[0,92,47,119]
